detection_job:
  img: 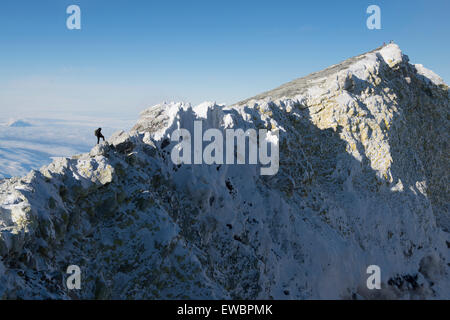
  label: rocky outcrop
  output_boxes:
[0,43,448,299]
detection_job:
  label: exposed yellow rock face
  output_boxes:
[76,158,115,185]
[307,85,396,179]
[270,46,445,188]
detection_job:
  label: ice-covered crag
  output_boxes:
[0,43,449,299]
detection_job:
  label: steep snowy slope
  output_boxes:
[0,43,448,299]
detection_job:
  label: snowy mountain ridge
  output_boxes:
[0,43,448,299]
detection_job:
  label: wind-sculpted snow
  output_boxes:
[0,44,448,299]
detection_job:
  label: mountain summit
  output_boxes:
[0,44,448,299]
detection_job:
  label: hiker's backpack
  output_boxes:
[94,128,100,136]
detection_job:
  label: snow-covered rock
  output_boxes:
[0,43,448,299]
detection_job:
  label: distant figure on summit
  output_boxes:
[95,127,105,144]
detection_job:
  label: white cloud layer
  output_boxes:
[0,116,135,179]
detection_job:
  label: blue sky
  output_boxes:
[0,0,449,120]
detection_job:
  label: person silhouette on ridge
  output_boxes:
[95,127,105,144]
